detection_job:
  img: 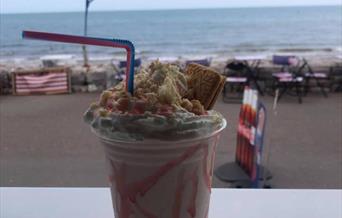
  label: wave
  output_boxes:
[0,43,26,48]
[1,44,340,62]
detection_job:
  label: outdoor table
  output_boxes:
[1,187,341,218]
[234,55,268,95]
[234,55,268,69]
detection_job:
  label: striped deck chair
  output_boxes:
[12,67,71,95]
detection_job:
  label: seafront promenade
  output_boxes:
[1,92,341,188]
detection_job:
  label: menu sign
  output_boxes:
[236,87,266,187]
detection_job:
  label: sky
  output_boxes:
[1,0,341,13]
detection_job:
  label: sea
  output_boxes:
[1,6,341,61]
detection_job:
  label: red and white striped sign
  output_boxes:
[14,70,69,95]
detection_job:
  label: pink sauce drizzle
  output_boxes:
[135,200,158,218]
[109,175,114,184]
[204,204,209,218]
[131,143,202,197]
[111,162,133,218]
[110,143,202,218]
[208,137,219,189]
[172,169,186,218]
[202,145,211,191]
[187,167,199,218]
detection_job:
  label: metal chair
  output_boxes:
[222,61,248,102]
[113,58,142,81]
[301,58,329,97]
[118,58,142,69]
[223,60,264,103]
[271,55,305,103]
[329,65,342,92]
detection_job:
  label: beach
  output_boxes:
[1,6,341,91]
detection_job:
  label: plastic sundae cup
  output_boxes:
[92,119,226,218]
[82,60,227,217]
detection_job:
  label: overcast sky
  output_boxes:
[1,0,341,13]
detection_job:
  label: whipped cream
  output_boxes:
[85,108,224,141]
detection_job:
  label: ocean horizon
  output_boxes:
[2,4,341,14]
[1,5,341,61]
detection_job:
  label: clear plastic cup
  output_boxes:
[93,119,226,218]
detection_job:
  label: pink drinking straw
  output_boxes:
[22,30,135,94]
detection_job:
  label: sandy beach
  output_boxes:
[1,52,341,71]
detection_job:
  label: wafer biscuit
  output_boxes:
[207,74,225,109]
[185,63,225,110]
